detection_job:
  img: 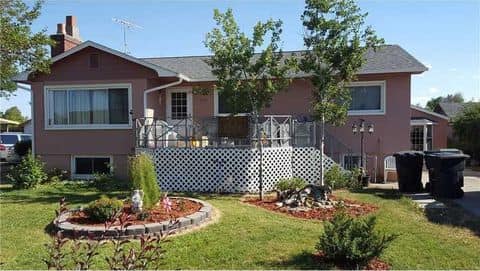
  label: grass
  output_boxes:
[0,182,480,269]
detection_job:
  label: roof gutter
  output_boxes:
[143,77,184,117]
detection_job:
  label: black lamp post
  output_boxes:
[352,119,374,171]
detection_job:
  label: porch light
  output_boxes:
[352,124,358,134]
[351,119,375,173]
[368,124,374,134]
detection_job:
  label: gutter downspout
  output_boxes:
[143,77,184,117]
[15,83,34,155]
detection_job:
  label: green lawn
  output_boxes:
[0,182,479,269]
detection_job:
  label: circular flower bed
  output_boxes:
[244,195,377,220]
[54,197,213,239]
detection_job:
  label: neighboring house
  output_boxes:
[15,16,432,181]
[22,120,33,134]
[434,102,466,120]
[433,101,480,142]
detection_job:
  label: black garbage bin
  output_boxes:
[424,149,462,192]
[393,151,424,193]
[424,152,469,199]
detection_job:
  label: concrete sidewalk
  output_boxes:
[454,169,480,217]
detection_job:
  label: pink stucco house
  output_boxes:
[15,16,448,182]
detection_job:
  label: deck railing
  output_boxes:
[134,115,319,149]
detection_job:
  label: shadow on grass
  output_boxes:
[354,188,403,200]
[0,183,129,206]
[425,198,480,237]
[355,186,480,237]
[256,250,334,270]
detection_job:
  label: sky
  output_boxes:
[1,0,479,118]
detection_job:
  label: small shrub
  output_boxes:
[14,140,32,157]
[346,167,363,191]
[325,165,350,189]
[129,154,160,209]
[275,177,307,192]
[316,212,396,268]
[86,196,124,222]
[46,168,69,183]
[91,173,131,191]
[6,153,47,189]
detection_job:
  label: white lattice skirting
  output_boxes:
[136,147,336,193]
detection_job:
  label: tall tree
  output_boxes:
[204,8,295,199]
[0,0,52,97]
[300,0,383,184]
[452,103,480,161]
[426,92,464,111]
[1,106,27,122]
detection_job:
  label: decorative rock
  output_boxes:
[125,225,146,236]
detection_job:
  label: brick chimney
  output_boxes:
[50,15,82,57]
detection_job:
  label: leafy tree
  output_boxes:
[426,92,464,111]
[204,8,296,199]
[452,103,480,161]
[1,106,27,122]
[300,0,383,184]
[0,0,52,97]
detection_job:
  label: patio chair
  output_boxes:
[384,155,396,183]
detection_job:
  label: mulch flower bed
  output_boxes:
[67,198,203,226]
[312,252,390,270]
[244,195,378,220]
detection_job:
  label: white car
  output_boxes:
[0,133,32,162]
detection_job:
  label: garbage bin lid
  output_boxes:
[393,151,424,157]
[425,152,470,159]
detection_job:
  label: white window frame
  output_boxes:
[44,83,132,130]
[347,80,386,116]
[213,89,250,117]
[71,155,113,179]
[165,87,193,121]
[410,119,435,151]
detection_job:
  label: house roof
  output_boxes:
[13,41,191,82]
[411,105,450,120]
[435,102,465,119]
[142,45,428,82]
[14,42,427,83]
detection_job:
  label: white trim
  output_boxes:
[143,78,183,117]
[213,88,250,117]
[410,119,435,126]
[44,83,133,130]
[410,105,450,120]
[165,87,193,121]
[71,155,113,179]
[347,80,386,116]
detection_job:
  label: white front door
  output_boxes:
[165,88,193,137]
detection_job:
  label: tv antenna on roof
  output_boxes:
[112,17,142,54]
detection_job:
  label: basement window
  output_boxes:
[73,156,111,178]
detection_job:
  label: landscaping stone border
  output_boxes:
[54,197,213,239]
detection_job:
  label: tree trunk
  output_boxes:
[319,114,325,185]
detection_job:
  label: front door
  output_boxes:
[165,88,193,138]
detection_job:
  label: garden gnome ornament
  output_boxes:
[132,189,144,213]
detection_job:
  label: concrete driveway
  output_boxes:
[454,169,480,217]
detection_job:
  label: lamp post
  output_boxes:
[352,119,374,172]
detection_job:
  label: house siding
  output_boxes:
[170,73,412,178]
[31,47,175,180]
